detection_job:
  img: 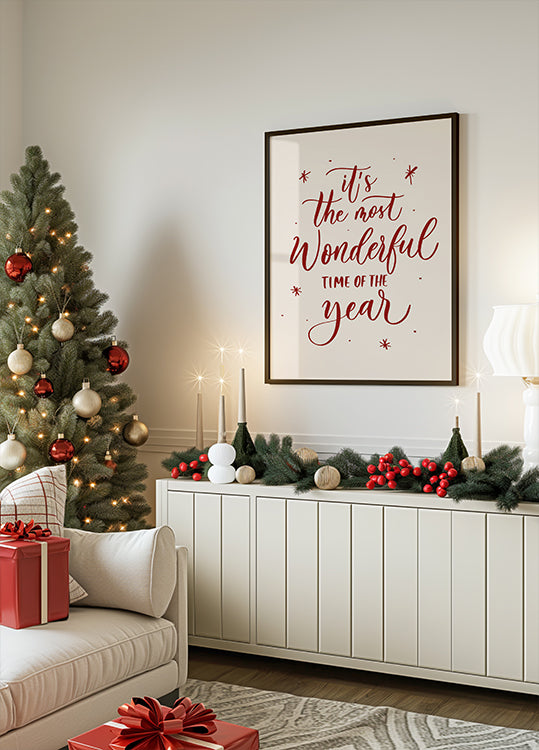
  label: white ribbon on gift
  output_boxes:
[0,537,48,624]
[105,721,225,750]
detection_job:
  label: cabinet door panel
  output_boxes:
[487,514,523,681]
[256,497,286,647]
[352,504,383,661]
[287,499,318,652]
[385,507,417,666]
[525,516,539,683]
[419,509,451,670]
[194,493,222,638]
[222,495,250,643]
[168,491,195,634]
[319,502,351,656]
[452,511,485,675]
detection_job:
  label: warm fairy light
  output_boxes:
[111,500,118,506]
[25,316,31,323]
[110,396,118,403]
[38,296,46,303]
[72,456,79,464]
[7,302,15,309]
[29,227,35,233]
[65,233,71,238]
[11,374,17,381]
[58,238,65,245]
[64,310,70,317]
[121,497,129,504]
[17,390,25,396]
[5,233,11,240]
[89,482,96,488]
[16,467,22,472]
[73,479,81,487]
[84,517,91,524]
[41,411,47,418]
[37,433,44,439]
[51,266,58,273]
[113,425,120,433]
[50,230,56,236]
[45,208,51,214]
[120,525,126,532]
[32,326,38,332]
[83,436,90,443]
[19,408,25,414]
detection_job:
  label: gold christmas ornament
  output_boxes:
[122,414,149,446]
[52,312,75,342]
[0,433,27,470]
[294,447,319,464]
[235,465,256,484]
[72,379,102,418]
[460,455,486,473]
[314,465,341,490]
[7,343,33,375]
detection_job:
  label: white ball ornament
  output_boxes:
[0,434,27,470]
[52,313,75,342]
[7,343,33,375]
[72,379,102,418]
[208,442,236,466]
[235,465,256,484]
[208,464,236,484]
[461,456,486,473]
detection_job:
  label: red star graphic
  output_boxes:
[404,165,418,184]
[291,285,302,296]
[379,339,391,350]
[299,170,311,183]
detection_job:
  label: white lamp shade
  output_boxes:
[483,302,539,377]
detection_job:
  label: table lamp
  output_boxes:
[483,300,539,470]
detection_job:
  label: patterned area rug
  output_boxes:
[184,678,539,749]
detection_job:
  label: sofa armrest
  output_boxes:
[163,546,189,687]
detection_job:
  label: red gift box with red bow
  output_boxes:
[68,696,259,750]
[0,520,70,628]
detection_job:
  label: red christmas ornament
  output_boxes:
[376,475,386,486]
[443,462,454,471]
[192,472,202,481]
[387,480,397,489]
[436,487,447,498]
[399,459,409,467]
[421,458,430,468]
[199,453,209,463]
[104,339,129,375]
[104,450,117,472]
[33,374,54,398]
[48,434,74,463]
[386,471,396,481]
[423,484,434,493]
[5,248,32,282]
[430,475,439,484]
[447,468,458,479]
[400,467,410,476]
[366,479,376,489]
[189,460,199,469]
[439,479,449,489]
[171,467,180,478]
[427,461,437,472]
[179,462,188,472]
[367,464,377,474]
[412,467,422,476]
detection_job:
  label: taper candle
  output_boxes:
[217,394,226,443]
[238,368,246,423]
[476,391,482,458]
[195,392,204,450]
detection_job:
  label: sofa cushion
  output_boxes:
[0,681,14,736]
[0,607,177,732]
[64,526,176,617]
[0,465,87,604]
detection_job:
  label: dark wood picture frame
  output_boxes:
[264,112,459,385]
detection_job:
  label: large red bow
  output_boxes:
[0,519,51,539]
[112,696,217,750]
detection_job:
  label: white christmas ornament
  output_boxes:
[72,379,102,418]
[208,441,236,484]
[7,343,33,375]
[52,313,75,342]
[0,433,27,470]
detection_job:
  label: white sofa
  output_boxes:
[0,527,188,750]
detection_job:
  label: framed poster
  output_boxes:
[264,112,459,385]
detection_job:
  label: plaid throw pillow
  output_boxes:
[0,464,87,604]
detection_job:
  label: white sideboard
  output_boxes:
[156,479,539,694]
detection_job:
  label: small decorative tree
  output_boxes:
[0,146,150,530]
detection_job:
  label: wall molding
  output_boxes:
[139,427,520,462]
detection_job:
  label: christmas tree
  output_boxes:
[0,146,150,531]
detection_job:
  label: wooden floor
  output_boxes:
[188,647,539,731]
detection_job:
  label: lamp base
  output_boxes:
[523,378,539,471]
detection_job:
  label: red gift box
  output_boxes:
[68,719,259,750]
[68,696,259,750]
[0,533,70,628]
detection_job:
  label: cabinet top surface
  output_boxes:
[156,478,539,516]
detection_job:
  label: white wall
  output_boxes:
[16,0,539,514]
[0,0,23,186]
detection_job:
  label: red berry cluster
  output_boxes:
[365,453,417,489]
[365,453,458,497]
[419,458,458,497]
[171,453,209,482]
